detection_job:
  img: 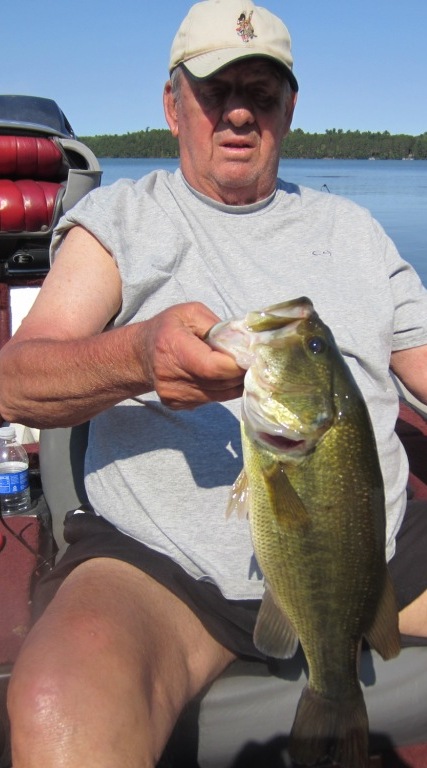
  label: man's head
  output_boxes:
[164,0,298,206]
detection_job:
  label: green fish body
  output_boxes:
[208,297,400,768]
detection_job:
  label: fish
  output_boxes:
[207,297,401,768]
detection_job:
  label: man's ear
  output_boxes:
[163,81,179,137]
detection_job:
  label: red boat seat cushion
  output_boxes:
[0,179,62,232]
[0,135,65,180]
[0,135,66,233]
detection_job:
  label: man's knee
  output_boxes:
[7,645,68,763]
[7,626,157,768]
[7,560,234,766]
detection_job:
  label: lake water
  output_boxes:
[99,157,427,285]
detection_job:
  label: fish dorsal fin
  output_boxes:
[364,569,401,660]
[226,469,249,520]
[254,583,299,659]
[263,463,311,529]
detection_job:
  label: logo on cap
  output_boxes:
[236,11,256,43]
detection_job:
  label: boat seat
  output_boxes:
[2,417,427,766]
[35,400,427,768]
[0,135,66,179]
[0,178,64,233]
[1,401,427,766]
[0,136,66,233]
[0,133,101,279]
[0,113,101,354]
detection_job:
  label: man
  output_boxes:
[1,1,427,766]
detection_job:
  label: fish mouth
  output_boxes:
[242,396,315,457]
[257,431,308,452]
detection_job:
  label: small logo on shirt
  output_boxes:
[225,441,239,459]
[312,249,332,257]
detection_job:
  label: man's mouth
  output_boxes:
[219,136,256,150]
[223,141,253,148]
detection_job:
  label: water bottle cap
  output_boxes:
[0,426,16,439]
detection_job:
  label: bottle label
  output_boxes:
[0,466,29,494]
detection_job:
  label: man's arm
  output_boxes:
[391,344,427,405]
[0,227,244,428]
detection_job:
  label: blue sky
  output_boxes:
[3,0,426,137]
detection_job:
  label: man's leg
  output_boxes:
[399,588,427,638]
[389,500,427,640]
[7,557,235,768]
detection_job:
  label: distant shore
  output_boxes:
[79,127,427,161]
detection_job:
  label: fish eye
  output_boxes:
[307,336,326,355]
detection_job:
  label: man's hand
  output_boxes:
[138,302,245,409]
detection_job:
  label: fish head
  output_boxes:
[208,298,343,460]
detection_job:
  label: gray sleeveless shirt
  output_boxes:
[51,169,427,600]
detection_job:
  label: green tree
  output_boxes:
[79,129,426,160]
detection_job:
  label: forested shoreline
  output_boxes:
[79,127,427,160]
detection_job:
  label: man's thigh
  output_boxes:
[388,499,427,641]
[8,558,235,768]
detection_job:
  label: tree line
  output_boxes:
[79,127,427,160]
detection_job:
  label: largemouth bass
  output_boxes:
[208,297,400,768]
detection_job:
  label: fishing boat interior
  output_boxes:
[0,95,427,768]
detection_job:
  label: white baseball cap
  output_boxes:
[169,0,298,92]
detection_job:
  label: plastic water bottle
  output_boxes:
[0,426,32,515]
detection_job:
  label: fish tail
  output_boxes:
[289,684,369,768]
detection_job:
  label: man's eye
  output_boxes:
[198,88,226,106]
[251,91,277,108]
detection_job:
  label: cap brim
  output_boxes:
[178,49,298,92]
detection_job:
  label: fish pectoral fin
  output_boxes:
[226,469,249,520]
[365,569,401,660]
[254,584,299,659]
[262,463,311,529]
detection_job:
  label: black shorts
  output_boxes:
[33,500,427,658]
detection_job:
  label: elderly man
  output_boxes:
[1,1,427,766]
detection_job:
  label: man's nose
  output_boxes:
[222,92,255,127]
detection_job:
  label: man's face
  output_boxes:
[164,59,297,205]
